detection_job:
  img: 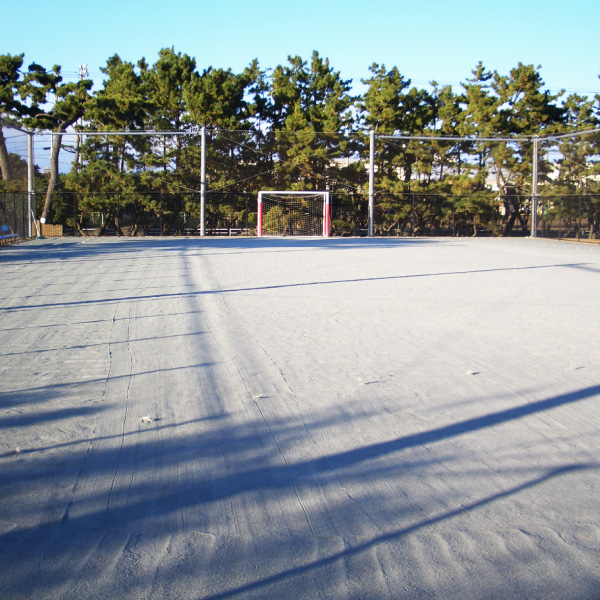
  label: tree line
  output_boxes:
[1,48,599,237]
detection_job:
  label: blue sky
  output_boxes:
[4,0,600,97]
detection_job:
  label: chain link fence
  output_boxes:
[29,190,597,240]
[2,124,598,242]
[0,191,29,239]
[536,195,600,240]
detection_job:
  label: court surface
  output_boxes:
[1,236,599,599]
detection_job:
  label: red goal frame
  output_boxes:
[257,191,331,237]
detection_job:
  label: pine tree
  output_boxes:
[19,61,93,222]
[0,53,30,181]
[268,52,355,190]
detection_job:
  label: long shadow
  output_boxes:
[314,384,600,472]
[0,273,190,297]
[1,383,598,597]
[0,237,437,266]
[0,362,214,398]
[0,404,110,430]
[569,263,600,274]
[0,330,206,357]
[1,262,592,312]
[3,384,597,519]
[0,414,230,458]
[165,385,600,503]
[0,310,204,333]
[200,464,594,600]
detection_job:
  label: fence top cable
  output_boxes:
[376,134,530,142]
[8,124,600,143]
[541,127,600,141]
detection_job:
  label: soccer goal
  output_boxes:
[257,191,331,237]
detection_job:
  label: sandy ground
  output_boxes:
[0,236,599,599]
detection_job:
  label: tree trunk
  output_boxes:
[75,220,89,236]
[41,127,66,222]
[503,206,518,236]
[589,214,599,240]
[73,133,81,167]
[0,127,13,180]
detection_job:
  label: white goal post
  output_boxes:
[257,191,331,237]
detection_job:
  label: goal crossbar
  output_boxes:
[257,191,331,237]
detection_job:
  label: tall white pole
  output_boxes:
[200,126,206,237]
[531,136,539,238]
[257,191,263,237]
[368,130,375,237]
[27,131,35,238]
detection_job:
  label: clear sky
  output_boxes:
[3,0,600,97]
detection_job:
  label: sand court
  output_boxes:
[1,236,599,599]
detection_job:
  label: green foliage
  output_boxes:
[0,54,32,180]
[2,48,599,237]
[0,53,27,122]
[263,51,357,190]
[0,153,28,186]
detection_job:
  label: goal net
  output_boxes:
[257,191,331,237]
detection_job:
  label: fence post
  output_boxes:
[200,127,206,237]
[368,130,375,237]
[531,136,539,237]
[27,130,36,238]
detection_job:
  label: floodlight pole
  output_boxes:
[368,130,375,237]
[27,131,36,238]
[200,126,206,237]
[531,135,539,238]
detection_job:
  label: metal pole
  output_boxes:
[27,131,36,238]
[368,130,375,237]
[257,192,263,237]
[200,127,206,237]
[531,136,539,238]
[323,192,331,237]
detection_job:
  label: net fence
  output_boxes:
[28,188,600,240]
[1,127,598,240]
[0,191,29,239]
[0,124,30,239]
[533,132,600,240]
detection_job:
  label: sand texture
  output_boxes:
[1,237,599,599]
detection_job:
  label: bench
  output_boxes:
[350,228,369,237]
[208,228,243,236]
[0,225,17,245]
